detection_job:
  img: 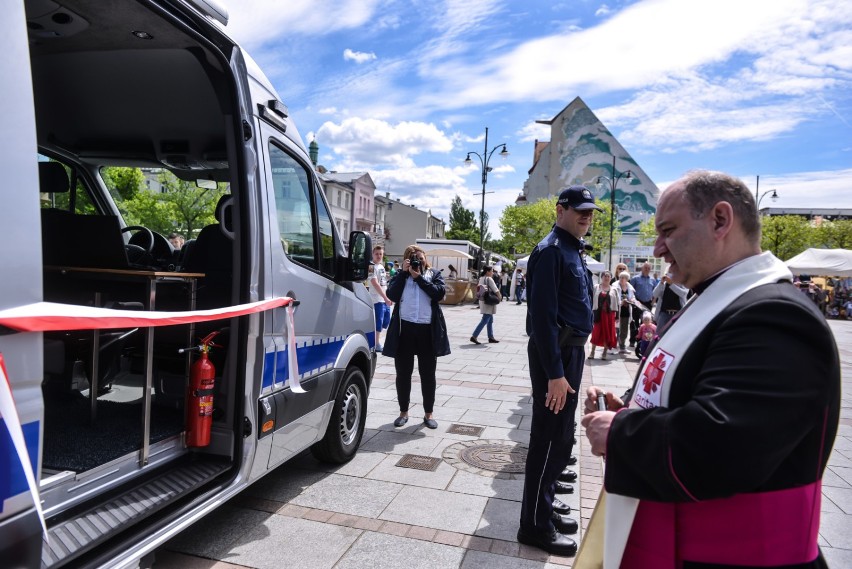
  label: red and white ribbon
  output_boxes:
[0,298,292,332]
[0,353,47,536]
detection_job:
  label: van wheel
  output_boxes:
[310,367,367,463]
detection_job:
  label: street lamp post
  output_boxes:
[595,156,632,271]
[757,189,779,210]
[464,127,508,261]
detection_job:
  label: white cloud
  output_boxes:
[318,107,339,115]
[595,4,612,17]
[516,120,552,143]
[219,0,384,49]
[753,169,852,209]
[343,49,377,64]
[316,118,455,168]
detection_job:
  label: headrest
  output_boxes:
[216,194,233,234]
[39,162,70,194]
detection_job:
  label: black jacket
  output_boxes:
[607,282,840,504]
[382,268,450,358]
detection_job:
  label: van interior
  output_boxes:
[26,0,247,564]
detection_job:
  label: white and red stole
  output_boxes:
[603,252,793,569]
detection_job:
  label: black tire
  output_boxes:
[310,366,367,463]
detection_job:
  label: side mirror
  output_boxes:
[346,231,372,281]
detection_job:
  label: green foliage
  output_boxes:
[110,168,225,238]
[499,196,557,255]
[585,199,620,261]
[499,196,618,260]
[102,167,145,201]
[760,215,812,260]
[446,195,480,243]
[158,172,226,238]
[813,219,852,250]
[637,214,657,246]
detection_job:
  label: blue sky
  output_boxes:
[218,0,852,238]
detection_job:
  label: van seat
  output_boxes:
[181,195,233,309]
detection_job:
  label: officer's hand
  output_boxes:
[546,377,574,414]
[583,386,624,415]
[581,411,616,457]
[385,299,393,306]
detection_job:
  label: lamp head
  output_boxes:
[500,145,509,158]
[464,154,472,166]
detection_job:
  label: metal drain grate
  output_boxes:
[396,454,442,471]
[442,440,529,478]
[446,424,485,437]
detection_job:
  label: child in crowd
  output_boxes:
[636,311,656,357]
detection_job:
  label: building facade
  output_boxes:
[382,198,446,260]
[518,96,661,274]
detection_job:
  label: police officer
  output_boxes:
[517,185,600,556]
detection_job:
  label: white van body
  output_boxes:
[0,1,376,567]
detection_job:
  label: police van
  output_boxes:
[0,1,376,566]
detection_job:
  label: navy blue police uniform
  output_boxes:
[519,224,594,536]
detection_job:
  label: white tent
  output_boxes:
[785,248,852,277]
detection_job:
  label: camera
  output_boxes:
[409,255,422,270]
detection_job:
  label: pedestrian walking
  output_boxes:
[652,272,688,330]
[615,271,635,353]
[514,268,526,304]
[500,270,511,300]
[470,265,500,344]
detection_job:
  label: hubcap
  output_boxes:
[338,384,361,446]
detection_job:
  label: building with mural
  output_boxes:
[518,97,661,274]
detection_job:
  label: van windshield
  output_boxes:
[101,166,227,241]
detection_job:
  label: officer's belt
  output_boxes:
[558,325,588,347]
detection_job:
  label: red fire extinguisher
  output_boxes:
[181,331,220,448]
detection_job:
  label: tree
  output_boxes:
[637,215,657,247]
[813,219,852,250]
[760,215,813,260]
[499,196,557,255]
[102,167,145,201]
[446,195,479,243]
[111,168,225,238]
[585,199,619,261]
[158,172,225,238]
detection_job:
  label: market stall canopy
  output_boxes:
[423,248,474,259]
[785,248,852,277]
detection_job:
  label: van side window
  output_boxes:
[315,185,336,275]
[38,156,97,215]
[269,142,317,270]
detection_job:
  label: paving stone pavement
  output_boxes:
[156,299,852,568]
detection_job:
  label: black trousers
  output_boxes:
[520,339,584,533]
[394,320,437,414]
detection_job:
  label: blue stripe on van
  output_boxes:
[262,337,353,390]
[261,351,276,390]
[0,419,39,512]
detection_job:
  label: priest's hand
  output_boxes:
[581,411,616,457]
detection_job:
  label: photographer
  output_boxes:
[383,244,450,429]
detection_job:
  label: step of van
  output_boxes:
[41,459,229,568]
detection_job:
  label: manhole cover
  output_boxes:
[442,440,528,479]
[396,454,441,472]
[446,424,485,437]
